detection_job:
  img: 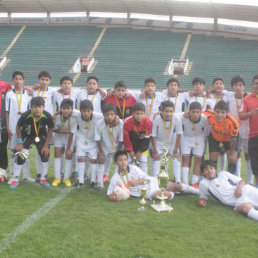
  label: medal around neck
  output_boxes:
[151,147,173,212]
[35,137,40,143]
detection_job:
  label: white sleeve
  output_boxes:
[129,90,142,102]
[174,114,183,134]
[107,174,119,195]
[94,120,102,141]
[5,92,11,112]
[223,172,242,184]
[207,98,215,110]
[70,118,78,134]
[100,90,107,100]
[152,118,158,137]
[199,180,210,200]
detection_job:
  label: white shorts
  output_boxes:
[235,185,258,209]
[54,133,75,150]
[237,135,248,154]
[128,151,148,163]
[181,135,205,157]
[9,133,18,150]
[76,141,98,160]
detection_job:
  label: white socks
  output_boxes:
[151,159,161,177]
[54,158,61,179]
[97,164,105,186]
[219,153,226,172]
[173,158,181,183]
[9,153,15,178]
[64,159,72,180]
[40,161,49,180]
[246,159,254,185]
[91,163,97,183]
[14,163,23,180]
[104,156,113,176]
[191,174,200,185]
[181,167,189,185]
[181,183,199,195]
[236,157,241,177]
[247,208,258,221]
[139,161,148,175]
[77,162,85,184]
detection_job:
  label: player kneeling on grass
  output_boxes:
[10,96,54,189]
[199,160,258,222]
[95,103,123,189]
[107,151,199,202]
[52,99,79,187]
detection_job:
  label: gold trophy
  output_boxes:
[151,147,173,212]
[138,187,147,211]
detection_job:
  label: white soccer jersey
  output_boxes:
[75,111,103,150]
[151,114,182,154]
[209,93,228,106]
[162,90,185,113]
[33,87,56,115]
[76,89,106,114]
[107,164,153,197]
[5,89,31,133]
[136,92,163,120]
[54,109,79,134]
[53,88,79,111]
[184,92,215,111]
[225,90,249,139]
[199,171,242,206]
[95,118,123,155]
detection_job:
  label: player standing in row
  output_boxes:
[240,74,258,188]
[52,99,79,187]
[180,102,209,188]
[6,71,33,183]
[76,76,106,114]
[104,81,136,120]
[123,103,152,174]
[95,103,123,189]
[10,97,53,189]
[151,101,182,182]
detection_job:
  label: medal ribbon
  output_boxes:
[61,115,71,128]
[163,118,172,144]
[85,119,91,140]
[235,94,243,113]
[119,170,129,189]
[169,94,178,110]
[145,95,154,117]
[215,93,223,103]
[132,118,148,138]
[33,117,40,138]
[195,95,206,109]
[86,92,96,103]
[15,89,23,113]
[107,124,114,148]
[62,91,71,99]
[219,120,226,143]
[115,96,125,119]
[37,87,47,97]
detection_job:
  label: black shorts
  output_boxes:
[208,133,230,153]
[248,136,258,175]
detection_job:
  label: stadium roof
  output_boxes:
[1,0,258,23]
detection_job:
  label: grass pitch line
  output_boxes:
[1,26,26,57]
[0,188,71,254]
[72,27,107,83]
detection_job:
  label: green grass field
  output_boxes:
[0,147,257,257]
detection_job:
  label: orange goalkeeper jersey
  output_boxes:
[203,110,239,142]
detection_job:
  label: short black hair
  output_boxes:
[114,80,126,89]
[38,71,51,79]
[212,77,224,85]
[80,99,93,111]
[189,102,202,110]
[87,76,98,83]
[231,75,245,87]
[252,74,258,83]
[167,77,180,87]
[12,71,25,79]
[132,102,145,113]
[160,100,174,111]
[31,96,45,107]
[214,100,229,112]
[192,77,205,85]
[114,150,128,162]
[200,160,217,174]
[102,103,117,114]
[60,76,73,85]
[60,99,74,109]
[144,78,156,85]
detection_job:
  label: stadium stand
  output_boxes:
[1,25,258,90]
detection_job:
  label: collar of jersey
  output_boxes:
[81,113,93,121]
[27,112,47,121]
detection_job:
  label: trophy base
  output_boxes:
[151,204,173,212]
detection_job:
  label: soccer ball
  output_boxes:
[0,168,7,183]
[114,184,130,200]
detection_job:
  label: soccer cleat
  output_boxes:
[72,171,79,180]
[90,181,96,190]
[10,180,19,189]
[84,174,90,181]
[103,174,109,183]
[63,179,71,187]
[52,178,61,187]
[73,182,85,188]
[23,176,36,183]
[36,173,41,182]
[40,179,50,188]
[95,182,104,191]
[191,183,200,190]
[8,177,15,185]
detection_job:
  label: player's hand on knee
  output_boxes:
[42,146,50,156]
[97,151,106,164]
[65,149,73,159]
[199,199,207,207]
[153,153,161,161]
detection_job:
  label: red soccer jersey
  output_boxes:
[104,94,136,119]
[242,93,258,139]
[123,116,152,153]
